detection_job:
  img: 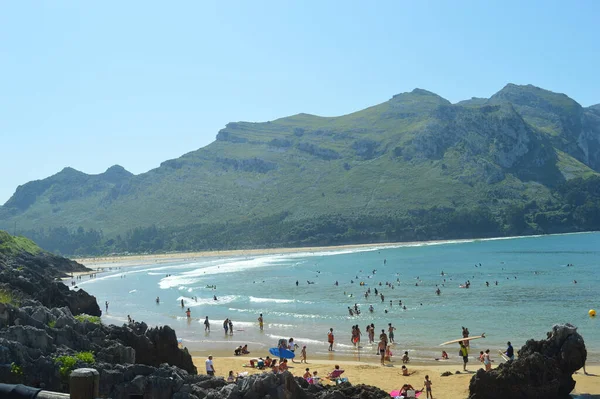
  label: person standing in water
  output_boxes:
[388,323,396,343]
[186,308,191,318]
[258,314,264,331]
[204,316,210,332]
[223,319,229,334]
[156,296,160,304]
[327,328,335,351]
[105,301,109,312]
[181,299,184,308]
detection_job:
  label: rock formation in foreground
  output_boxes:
[468,323,586,399]
[0,235,100,316]
[0,302,197,391]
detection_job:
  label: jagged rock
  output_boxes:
[95,343,135,364]
[468,323,586,399]
[0,250,100,316]
[0,325,54,352]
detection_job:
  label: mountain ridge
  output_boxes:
[1,83,599,255]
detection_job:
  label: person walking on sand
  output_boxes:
[258,314,264,331]
[327,328,335,351]
[205,355,215,376]
[204,316,210,332]
[459,341,469,371]
[483,349,491,371]
[424,375,433,399]
[300,345,307,363]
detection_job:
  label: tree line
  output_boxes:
[20,176,600,257]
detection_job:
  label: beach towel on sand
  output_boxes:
[389,390,421,398]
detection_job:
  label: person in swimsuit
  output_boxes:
[483,349,491,371]
[258,314,264,330]
[378,339,386,366]
[388,323,396,343]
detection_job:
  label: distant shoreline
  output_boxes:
[72,231,593,268]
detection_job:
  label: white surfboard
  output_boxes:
[440,333,486,346]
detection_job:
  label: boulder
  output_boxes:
[468,323,586,399]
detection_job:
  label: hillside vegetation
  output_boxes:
[1,84,599,255]
[0,230,42,256]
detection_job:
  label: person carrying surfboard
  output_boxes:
[459,341,469,371]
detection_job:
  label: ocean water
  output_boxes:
[74,232,600,363]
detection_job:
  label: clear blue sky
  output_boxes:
[2,1,599,205]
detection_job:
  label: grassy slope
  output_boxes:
[0,87,597,236]
[0,230,42,256]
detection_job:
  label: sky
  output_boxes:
[1,0,599,205]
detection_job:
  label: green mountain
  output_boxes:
[1,84,600,255]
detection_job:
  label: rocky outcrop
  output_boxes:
[0,250,99,316]
[468,324,586,399]
[0,303,197,383]
[97,367,389,399]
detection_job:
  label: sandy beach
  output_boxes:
[71,236,529,268]
[191,355,600,398]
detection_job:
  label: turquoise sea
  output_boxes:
[75,232,600,363]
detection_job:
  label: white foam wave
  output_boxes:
[129,289,137,293]
[249,296,294,304]
[177,295,239,307]
[265,334,324,346]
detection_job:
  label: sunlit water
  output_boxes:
[74,232,600,363]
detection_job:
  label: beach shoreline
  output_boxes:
[71,231,590,268]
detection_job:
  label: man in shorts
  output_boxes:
[460,341,468,371]
[205,355,215,375]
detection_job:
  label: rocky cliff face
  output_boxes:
[0,250,99,316]
[490,84,600,172]
[468,323,586,399]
